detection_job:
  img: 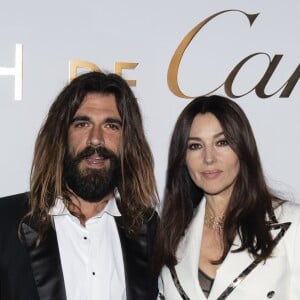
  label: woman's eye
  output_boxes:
[216,139,228,146]
[187,143,202,150]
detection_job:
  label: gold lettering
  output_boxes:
[167,10,259,98]
[0,44,23,101]
[69,60,101,82]
[255,54,284,98]
[225,52,274,98]
[279,64,300,98]
[114,62,138,87]
[69,61,138,87]
[226,54,299,98]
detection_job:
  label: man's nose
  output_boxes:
[87,126,105,147]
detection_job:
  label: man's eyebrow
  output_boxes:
[70,116,122,126]
[71,115,90,123]
[105,117,122,126]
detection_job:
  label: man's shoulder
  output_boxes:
[0,191,29,204]
[0,192,29,216]
[144,210,159,228]
[136,210,159,230]
[140,210,159,239]
[116,209,159,239]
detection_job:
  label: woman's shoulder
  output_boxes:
[274,200,300,223]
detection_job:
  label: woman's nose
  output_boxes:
[203,146,216,164]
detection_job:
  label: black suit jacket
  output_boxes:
[0,193,158,300]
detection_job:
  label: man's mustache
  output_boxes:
[73,146,116,163]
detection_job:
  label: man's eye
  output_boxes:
[105,123,121,130]
[74,121,89,128]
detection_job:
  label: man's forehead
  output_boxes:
[75,93,119,112]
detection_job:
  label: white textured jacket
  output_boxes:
[158,198,300,299]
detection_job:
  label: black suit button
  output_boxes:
[267,291,275,298]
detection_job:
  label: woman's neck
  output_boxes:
[204,194,229,217]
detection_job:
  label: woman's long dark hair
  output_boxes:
[25,71,158,241]
[155,95,282,273]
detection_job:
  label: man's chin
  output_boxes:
[78,164,108,175]
[81,192,113,203]
[70,185,115,203]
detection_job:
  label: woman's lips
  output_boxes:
[201,170,222,179]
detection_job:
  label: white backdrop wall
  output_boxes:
[0,1,299,202]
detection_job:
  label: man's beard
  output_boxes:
[63,146,121,202]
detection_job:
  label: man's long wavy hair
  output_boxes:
[26,71,158,240]
[154,95,283,273]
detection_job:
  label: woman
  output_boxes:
[155,95,300,299]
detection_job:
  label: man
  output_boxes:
[0,72,159,300]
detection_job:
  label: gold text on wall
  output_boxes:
[167,9,299,99]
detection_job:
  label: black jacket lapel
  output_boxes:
[21,220,67,300]
[115,214,158,300]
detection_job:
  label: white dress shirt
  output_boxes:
[49,196,126,300]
